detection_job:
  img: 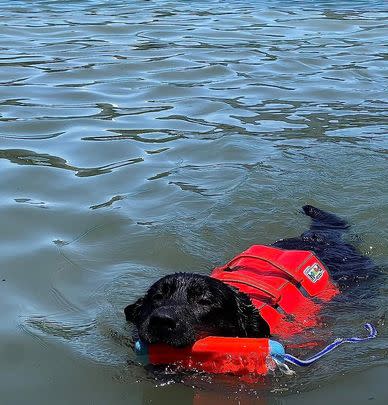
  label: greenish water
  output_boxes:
[0,1,387,404]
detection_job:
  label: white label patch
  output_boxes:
[304,263,324,283]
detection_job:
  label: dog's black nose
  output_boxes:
[149,310,177,332]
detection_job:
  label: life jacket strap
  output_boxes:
[215,272,281,303]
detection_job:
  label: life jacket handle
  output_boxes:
[224,253,304,283]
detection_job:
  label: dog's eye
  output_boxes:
[153,293,164,301]
[198,297,212,306]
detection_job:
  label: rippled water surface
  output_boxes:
[1,1,387,404]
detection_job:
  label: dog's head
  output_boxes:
[124,272,270,347]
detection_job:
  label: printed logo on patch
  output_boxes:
[304,263,324,283]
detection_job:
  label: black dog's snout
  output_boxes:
[149,310,177,332]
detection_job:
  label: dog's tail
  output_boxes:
[302,205,349,232]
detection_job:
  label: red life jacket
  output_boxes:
[211,245,339,338]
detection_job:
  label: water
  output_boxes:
[0,0,387,404]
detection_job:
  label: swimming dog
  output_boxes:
[124,205,377,347]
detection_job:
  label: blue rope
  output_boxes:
[283,323,377,367]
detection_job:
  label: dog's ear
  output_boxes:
[234,291,270,338]
[124,297,144,324]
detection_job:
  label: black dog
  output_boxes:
[124,205,377,347]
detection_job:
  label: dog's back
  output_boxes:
[273,205,379,289]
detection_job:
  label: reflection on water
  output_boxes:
[0,0,387,404]
[0,148,143,176]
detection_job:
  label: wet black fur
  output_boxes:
[124,205,378,347]
[125,273,270,347]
